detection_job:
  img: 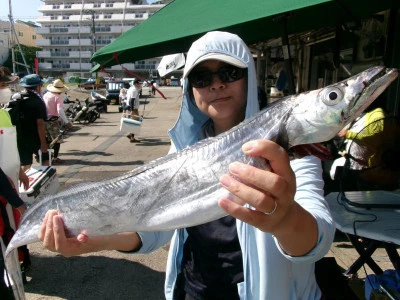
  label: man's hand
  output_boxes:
[19,169,30,190]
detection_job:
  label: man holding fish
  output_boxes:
[39,31,336,299]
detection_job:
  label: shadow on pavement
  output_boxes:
[25,255,165,299]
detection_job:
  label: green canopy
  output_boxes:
[92,0,398,67]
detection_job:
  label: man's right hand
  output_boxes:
[39,210,90,257]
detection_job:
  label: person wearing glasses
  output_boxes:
[39,31,334,299]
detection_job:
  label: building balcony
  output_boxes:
[70,62,94,71]
[36,27,91,35]
[124,13,148,20]
[37,38,92,47]
[38,62,53,70]
[36,50,93,59]
[36,39,51,47]
[109,63,136,71]
[39,62,93,72]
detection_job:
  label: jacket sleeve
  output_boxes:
[275,155,336,262]
[134,230,175,254]
[0,168,25,208]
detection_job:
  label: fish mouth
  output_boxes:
[344,67,398,122]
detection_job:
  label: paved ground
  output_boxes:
[18,85,393,300]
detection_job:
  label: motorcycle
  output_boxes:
[64,98,99,124]
[64,96,78,122]
[90,91,108,113]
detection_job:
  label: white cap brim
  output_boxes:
[184,53,246,78]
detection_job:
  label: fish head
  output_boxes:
[287,66,398,147]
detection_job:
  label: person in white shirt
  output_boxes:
[119,82,130,117]
[126,79,142,143]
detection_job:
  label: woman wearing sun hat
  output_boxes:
[43,79,73,165]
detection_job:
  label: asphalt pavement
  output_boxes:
[23,86,183,300]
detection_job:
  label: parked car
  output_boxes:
[106,80,128,105]
[79,78,106,90]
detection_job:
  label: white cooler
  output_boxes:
[120,116,143,134]
[19,166,60,204]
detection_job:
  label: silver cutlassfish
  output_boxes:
[5,66,399,299]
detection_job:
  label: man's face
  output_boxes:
[190,60,247,129]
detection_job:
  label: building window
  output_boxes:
[18,31,23,37]
[105,3,114,7]
[94,3,101,8]
[62,16,70,20]
[32,35,36,40]
[104,14,112,19]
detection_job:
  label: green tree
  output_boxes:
[3,45,42,75]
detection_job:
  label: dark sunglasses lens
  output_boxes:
[189,72,212,88]
[189,66,246,88]
[218,66,244,82]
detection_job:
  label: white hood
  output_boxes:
[168,31,259,150]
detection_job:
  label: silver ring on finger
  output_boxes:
[264,200,277,216]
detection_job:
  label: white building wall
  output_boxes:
[36,0,166,78]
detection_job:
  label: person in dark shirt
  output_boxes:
[15,74,49,171]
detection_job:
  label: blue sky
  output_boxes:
[3,0,159,22]
[0,0,42,22]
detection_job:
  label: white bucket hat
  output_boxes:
[47,79,69,93]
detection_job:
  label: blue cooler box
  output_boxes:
[120,116,143,135]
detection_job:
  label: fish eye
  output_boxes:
[321,87,344,106]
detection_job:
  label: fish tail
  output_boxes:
[5,248,26,300]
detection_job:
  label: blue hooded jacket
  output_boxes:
[136,31,335,300]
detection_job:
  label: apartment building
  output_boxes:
[36,0,169,79]
[0,20,42,65]
[0,20,42,48]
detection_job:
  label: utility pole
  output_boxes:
[8,0,30,75]
[84,9,97,81]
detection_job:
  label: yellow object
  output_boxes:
[0,109,12,127]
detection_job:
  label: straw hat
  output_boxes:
[47,79,69,93]
[0,66,18,84]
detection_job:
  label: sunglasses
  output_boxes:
[188,65,247,88]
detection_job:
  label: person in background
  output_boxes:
[0,67,29,299]
[38,31,335,299]
[43,79,73,165]
[329,97,387,180]
[151,80,158,96]
[0,66,29,189]
[119,82,130,117]
[126,79,142,143]
[13,74,49,171]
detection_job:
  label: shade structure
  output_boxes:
[157,53,186,77]
[90,63,101,73]
[91,0,398,67]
